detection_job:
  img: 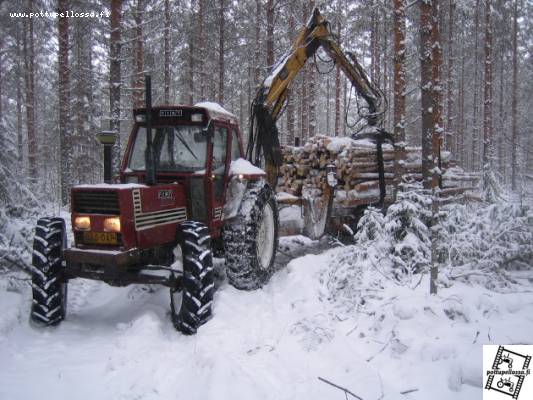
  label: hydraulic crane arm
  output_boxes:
[247,7,385,185]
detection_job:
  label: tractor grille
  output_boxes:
[73,190,120,215]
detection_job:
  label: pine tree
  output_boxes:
[218,0,225,104]
[58,0,71,205]
[393,0,407,196]
[483,0,494,194]
[511,0,519,190]
[110,0,122,176]
[23,0,36,181]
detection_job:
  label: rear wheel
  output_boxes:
[30,217,68,326]
[223,181,279,290]
[171,221,214,335]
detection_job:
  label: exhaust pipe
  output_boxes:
[144,74,156,186]
[96,123,117,184]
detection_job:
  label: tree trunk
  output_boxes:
[218,0,225,104]
[498,36,505,180]
[0,38,3,149]
[308,0,316,138]
[421,0,443,295]
[58,0,71,205]
[286,3,296,145]
[458,34,465,167]
[370,4,377,83]
[254,0,261,87]
[266,0,274,68]
[198,0,206,100]
[482,0,493,187]
[133,0,145,108]
[393,0,406,196]
[334,17,341,137]
[73,17,92,184]
[23,0,36,181]
[110,0,122,176]
[382,8,389,130]
[164,0,171,103]
[16,27,23,164]
[300,2,309,140]
[511,0,518,189]
[472,0,480,171]
[420,0,433,191]
[446,0,455,154]
[188,0,195,104]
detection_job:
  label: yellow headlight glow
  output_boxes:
[103,217,121,233]
[74,216,91,230]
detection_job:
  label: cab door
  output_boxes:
[208,124,230,235]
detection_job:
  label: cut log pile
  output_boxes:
[277,135,480,207]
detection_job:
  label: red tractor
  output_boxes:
[30,77,278,334]
[30,8,387,334]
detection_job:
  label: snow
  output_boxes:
[263,50,290,88]
[194,101,237,118]
[1,236,532,400]
[229,158,266,176]
[275,192,299,202]
[326,137,356,153]
[325,135,394,154]
[1,190,532,400]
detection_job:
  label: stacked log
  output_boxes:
[277,135,479,207]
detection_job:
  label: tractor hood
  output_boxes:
[71,183,188,251]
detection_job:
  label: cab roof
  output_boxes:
[133,104,238,126]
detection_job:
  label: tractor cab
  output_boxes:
[121,103,246,237]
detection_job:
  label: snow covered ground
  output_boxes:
[1,234,532,400]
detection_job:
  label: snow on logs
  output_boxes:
[277,135,480,207]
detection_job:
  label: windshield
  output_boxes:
[129,125,208,172]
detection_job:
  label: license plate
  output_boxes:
[83,231,118,245]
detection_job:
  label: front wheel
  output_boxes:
[223,181,279,290]
[30,217,68,326]
[170,221,214,335]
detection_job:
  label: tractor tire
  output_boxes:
[223,181,279,290]
[171,221,214,335]
[30,217,68,326]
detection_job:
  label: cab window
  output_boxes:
[231,129,241,160]
[212,126,228,201]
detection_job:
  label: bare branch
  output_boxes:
[318,377,364,400]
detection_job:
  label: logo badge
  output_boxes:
[484,345,532,399]
[159,109,182,117]
[158,190,174,200]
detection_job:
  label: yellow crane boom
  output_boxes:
[247,7,385,186]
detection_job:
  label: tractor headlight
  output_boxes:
[103,217,121,233]
[74,216,91,230]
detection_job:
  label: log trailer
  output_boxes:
[29,8,388,334]
[248,7,392,239]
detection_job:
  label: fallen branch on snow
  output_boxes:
[400,388,419,395]
[318,377,364,400]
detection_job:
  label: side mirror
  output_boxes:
[194,131,208,143]
[326,164,337,188]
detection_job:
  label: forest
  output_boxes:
[0,0,531,206]
[0,1,532,399]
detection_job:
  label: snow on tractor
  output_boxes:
[30,77,278,334]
